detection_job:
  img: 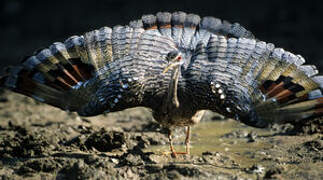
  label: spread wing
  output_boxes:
[184,32,323,127]
[0,26,178,116]
[1,11,253,117]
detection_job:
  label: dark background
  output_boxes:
[1,0,323,72]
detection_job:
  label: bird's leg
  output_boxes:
[168,129,177,158]
[175,126,191,155]
[185,126,191,154]
[166,127,191,158]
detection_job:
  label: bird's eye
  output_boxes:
[167,51,180,61]
[176,56,182,61]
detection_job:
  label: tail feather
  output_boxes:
[156,12,172,38]
[138,11,255,49]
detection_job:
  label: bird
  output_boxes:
[1,11,322,157]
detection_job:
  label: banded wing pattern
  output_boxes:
[187,34,322,127]
[1,24,178,116]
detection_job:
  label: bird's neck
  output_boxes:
[162,66,181,114]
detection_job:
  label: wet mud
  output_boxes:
[0,91,322,179]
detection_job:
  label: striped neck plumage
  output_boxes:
[163,51,183,108]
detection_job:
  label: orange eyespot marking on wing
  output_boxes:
[160,24,171,29]
[146,25,158,30]
[174,25,184,28]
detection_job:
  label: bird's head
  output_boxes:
[163,51,183,74]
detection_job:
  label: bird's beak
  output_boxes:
[162,60,182,74]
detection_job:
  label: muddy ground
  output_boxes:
[0,90,322,180]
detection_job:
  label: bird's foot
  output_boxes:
[162,151,189,158]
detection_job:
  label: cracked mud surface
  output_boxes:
[0,91,322,180]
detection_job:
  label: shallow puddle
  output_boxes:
[144,120,274,166]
